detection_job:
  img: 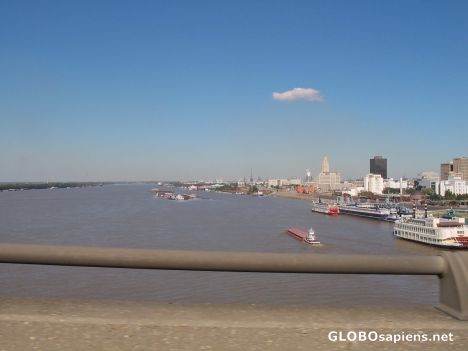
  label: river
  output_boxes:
[0,184,442,305]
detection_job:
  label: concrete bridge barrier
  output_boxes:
[0,244,467,320]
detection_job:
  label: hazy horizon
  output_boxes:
[2,1,467,182]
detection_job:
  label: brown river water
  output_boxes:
[0,184,443,305]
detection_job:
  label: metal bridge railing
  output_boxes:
[0,244,467,320]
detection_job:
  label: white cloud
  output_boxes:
[272,87,324,102]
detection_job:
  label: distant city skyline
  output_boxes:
[1,1,467,182]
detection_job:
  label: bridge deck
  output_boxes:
[1,298,467,350]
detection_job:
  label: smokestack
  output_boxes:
[425,204,428,218]
[413,203,416,218]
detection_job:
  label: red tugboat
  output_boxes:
[287,227,321,245]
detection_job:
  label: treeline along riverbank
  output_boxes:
[0,182,107,192]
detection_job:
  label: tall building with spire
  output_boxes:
[316,156,341,192]
[321,156,330,173]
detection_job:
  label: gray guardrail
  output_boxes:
[0,244,466,320]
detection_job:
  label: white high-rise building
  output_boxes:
[364,174,384,194]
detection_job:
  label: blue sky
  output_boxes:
[1,0,467,181]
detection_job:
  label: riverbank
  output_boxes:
[0,182,107,192]
[270,190,329,202]
[270,191,464,213]
[270,190,311,201]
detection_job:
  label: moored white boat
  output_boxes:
[393,216,468,248]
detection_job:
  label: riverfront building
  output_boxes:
[417,171,440,189]
[434,176,468,197]
[440,162,453,181]
[440,157,468,180]
[383,178,408,190]
[316,156,341,192]
[268,178,302,188]
[364,174,384,194]
[370,156,387,179]
[453,157,468,180]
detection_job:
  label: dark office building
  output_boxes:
[370,156,387,179]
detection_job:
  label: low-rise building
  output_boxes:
[417,171,440,189]
[435,176,468,196]
[342,187,365,197]
[268,178,302,188]
[383,178,408,190]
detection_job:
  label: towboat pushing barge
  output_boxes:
[286,227,320,245]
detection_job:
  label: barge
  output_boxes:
[338,203,398,221]
[286,227,321,245]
